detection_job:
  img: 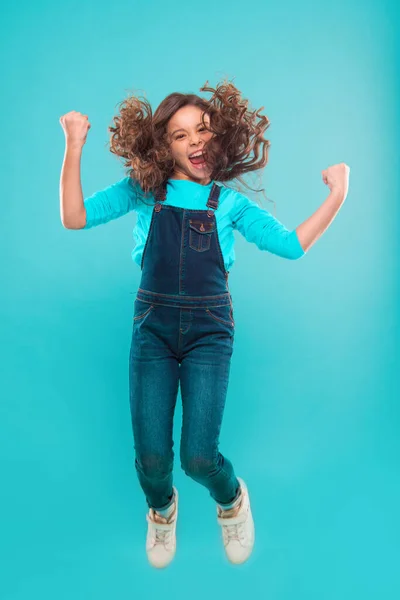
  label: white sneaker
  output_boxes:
[145,487,178,569]
[216,477,255,564]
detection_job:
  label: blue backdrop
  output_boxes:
[1,0,399,598]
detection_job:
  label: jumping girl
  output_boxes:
[59,80,350,569]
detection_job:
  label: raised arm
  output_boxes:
[295,163,350,252]
[59,111,139,230]
[231,192,306,260]
[232,162,350,259]
[82,176,139,229]
[59,111,91,229]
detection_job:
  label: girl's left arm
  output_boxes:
[295,163,350,252]
[231,162,350,259]
[295,188,345,252]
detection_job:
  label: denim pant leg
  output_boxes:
[178,306,241,506]
[129,299,180,511]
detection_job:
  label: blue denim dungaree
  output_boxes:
[129,180,241,512]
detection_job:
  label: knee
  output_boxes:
[181,454,216,479]
[135,453,172,479]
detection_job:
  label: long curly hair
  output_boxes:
[108,78,275,212]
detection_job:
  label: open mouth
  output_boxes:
[188,151,207,168]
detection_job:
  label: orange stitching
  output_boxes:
[205,308,234,328]
[133,305,154,321]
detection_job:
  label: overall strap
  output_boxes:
[153,181,167,212]
[153,180,221,215]
[206,183,221,217]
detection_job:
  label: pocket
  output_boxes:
[205,304,235,328]
[189,219,216,252]
[133,298,154,322]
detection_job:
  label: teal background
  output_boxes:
[1,0,399,598]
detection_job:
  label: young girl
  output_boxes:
[59,80,350,569]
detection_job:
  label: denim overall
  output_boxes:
[129,180,241,512]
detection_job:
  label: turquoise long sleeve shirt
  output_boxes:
[83,176,306,270]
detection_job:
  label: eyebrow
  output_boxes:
[170,122,207,136]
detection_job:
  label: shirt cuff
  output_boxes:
[83,201,95,229]
[291,229,306,259]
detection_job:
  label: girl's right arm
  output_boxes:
[59,111,91,229]
[59,111,138,229]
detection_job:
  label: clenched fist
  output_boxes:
[59,111,91,147]
[322,163,350,199]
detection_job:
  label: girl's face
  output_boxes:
[167,105,214,185]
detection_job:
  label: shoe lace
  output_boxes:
[149,509,174,545]
[155,527,170,544]
[223,521,245,542]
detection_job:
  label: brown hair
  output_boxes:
[108,78,275,212]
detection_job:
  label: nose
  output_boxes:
[189,132,203,144]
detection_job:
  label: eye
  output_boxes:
[175,126,208,140]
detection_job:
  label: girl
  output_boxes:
[59,80,350,569]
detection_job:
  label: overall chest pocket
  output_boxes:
[189,219,216,252]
